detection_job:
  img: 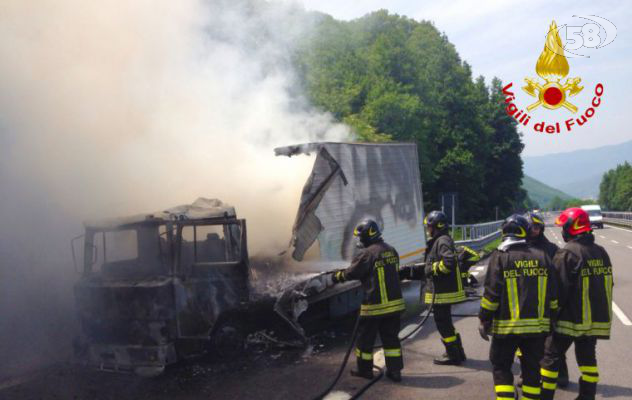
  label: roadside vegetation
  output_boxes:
[599,162,632,211]
[547,196,597,211]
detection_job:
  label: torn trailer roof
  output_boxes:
[275,142,427,263]
[84,198,236,230]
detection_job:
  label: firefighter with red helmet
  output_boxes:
[331,219,405,382]
[540,208,614,400]
[479,214,558,400]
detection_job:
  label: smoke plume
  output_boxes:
[0,0,347,377]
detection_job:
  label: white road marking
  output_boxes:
[627,246,632,251]
[599,235,606,239]
[399,324,421,339]
[0,375,30,391]
[611,240,619,244]
[324,392,351,400]
[400,324,422,340]
[374,349,385,368]
[613,302,632,326]
[605,224,632,233]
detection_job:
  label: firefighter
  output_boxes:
[423,210,467,365]
[331,219,405,382]
[523,212,569,388]
[479,214,558,400]
[525,212,559,259]
[540,208,614,400]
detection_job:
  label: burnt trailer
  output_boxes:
[71,142,427,374]
[273,142,427,335]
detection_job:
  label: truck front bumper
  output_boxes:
[78,342,177,374]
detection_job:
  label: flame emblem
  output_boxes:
[523,21,583,113]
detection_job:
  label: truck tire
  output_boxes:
[210,317,247,358]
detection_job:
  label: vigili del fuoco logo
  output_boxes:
[502,20,604,134]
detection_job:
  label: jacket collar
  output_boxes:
[571,232,595,245]
[498,237,527,252]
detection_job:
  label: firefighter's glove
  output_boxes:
[478,321,491,341]
[331,270,346,284]
[323,272,335,288]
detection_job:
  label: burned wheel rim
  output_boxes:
[211,321,246,357]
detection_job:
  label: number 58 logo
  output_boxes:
[547,15,617,58]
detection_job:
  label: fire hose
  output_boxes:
[310,262,435,400]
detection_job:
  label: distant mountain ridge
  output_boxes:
[522,175,572,207]
[523,140,632,198]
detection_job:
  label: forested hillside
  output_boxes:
[522,175,571,208]
[600,162,632,211]
[294,11,525,222]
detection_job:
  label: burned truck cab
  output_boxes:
[73,198,249,375]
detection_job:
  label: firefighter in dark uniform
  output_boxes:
[522,212,569,388]
[479,214,558,400]
[525,212,559,259]
[423,210,467,365]
[331,219,405,382]
[540,208,614,400]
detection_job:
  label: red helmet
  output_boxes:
[555,208,591,236]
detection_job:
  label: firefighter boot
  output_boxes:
[540,367,558,400]
[576,378,596,400]
[350,369,374,380]
[455,333,467,361]
[385,370,402,382]
[433,336,462,365]
[351,349,374,380]
[558,358,569,388]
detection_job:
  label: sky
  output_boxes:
[293,0,632,156]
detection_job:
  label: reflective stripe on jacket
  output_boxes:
[554,234,613,339]
[424,232,465,304]
[339,240,405,317]
[479,243,558,337]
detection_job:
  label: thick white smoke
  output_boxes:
[0,0,348,376]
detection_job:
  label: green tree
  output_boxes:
[599,162,632,211]
[294,10,525,222]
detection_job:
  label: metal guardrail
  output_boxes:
[455,220,504,241]
[602,211,632,227]
[454,220,503,251]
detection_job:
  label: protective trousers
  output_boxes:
[355,313,403,374]
[540,335,598,400]
[490,336,545,400]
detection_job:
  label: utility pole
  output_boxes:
[495,206,499,221]
[452,194,456,238]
